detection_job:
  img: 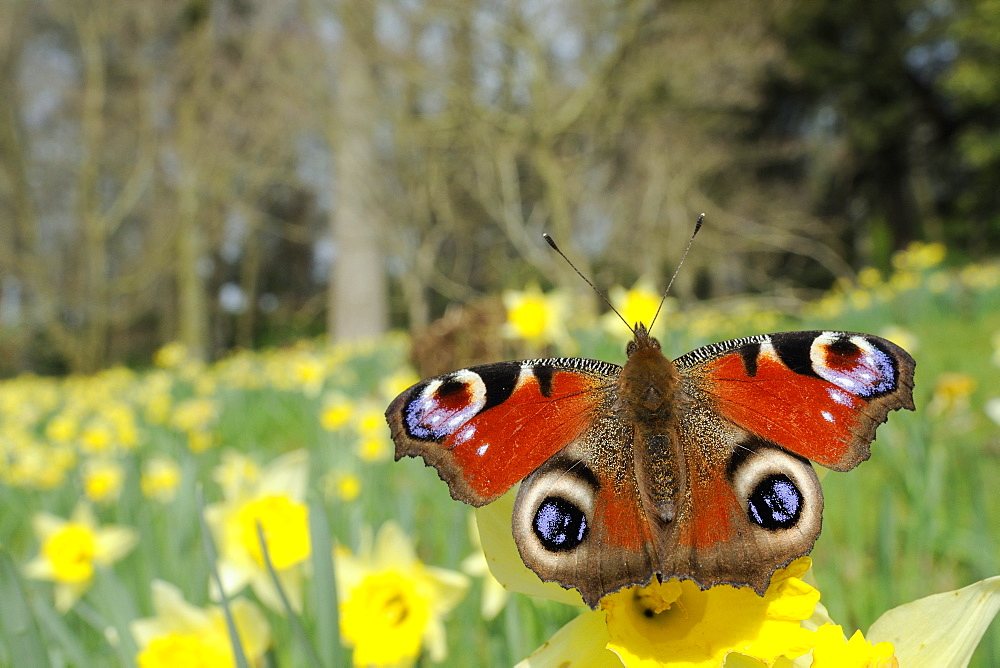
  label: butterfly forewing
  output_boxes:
[675,330,916,471]
[387,357,621,506]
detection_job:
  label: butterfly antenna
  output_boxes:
[543,233,633,332]
[648,213,704,331]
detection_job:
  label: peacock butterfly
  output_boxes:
[385,237,916,609]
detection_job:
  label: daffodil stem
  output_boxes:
[196,485,251,668]
[255,520,325,667]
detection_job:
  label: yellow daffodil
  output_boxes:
[141,455,182,503]
[807,624,896,667]
[336,521,469,666]
[187,428,216,453]
[879,326,918,355]
[856,267,883,289]
[517,559,817,667]
[24,501,138,612]
[502,285,571,347]
[3,440,75,490]
[153,342,191,369]
[604,279,667,339]
[205,449,310,612]
[213,450,261,500]
[891,241,946,273]
[288,351,327,397]
[131,579,271,668]
[929,372,977,417]
[322,470,362,502]
[81,457,126,504]
[79,418,116,454]
[355,401,391,462]
[170,397,220,434]
[380,369,421,404]
[320,393,354,431]
[960,263,1000,290]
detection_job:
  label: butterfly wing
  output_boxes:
[675,330,916,471]
[386,358,622,505]
[388,357,666,607]
[652,330,916,593]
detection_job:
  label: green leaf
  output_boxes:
[308,495,341,667]
[0,550,50,667]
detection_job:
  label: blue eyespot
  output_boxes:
[533,497,588,551]
[747,474,802,530]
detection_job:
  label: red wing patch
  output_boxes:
[679,331,915,471]
[703,352,863,468]
[676,466,741,549]
[388,360,618,504]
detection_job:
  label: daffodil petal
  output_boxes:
[256,449,308,499]
[867,575,1000,666]
[373,521,419,569]
[31,512,66,541]
[801,599,837,631]
[517,609,619,668]
[70,502,98,527]
[229,597,272,659]
[131,580,210,643]
[22,555,55,580]
[423,565,471,614]
[475,490,585,607]
[54,580,86,613]
[94,525,140,563]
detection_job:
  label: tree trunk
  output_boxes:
[328,0,387,341]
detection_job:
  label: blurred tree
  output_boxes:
[761,0,999,262]
[326,0,389,341]
[4,0,994,375]
[942,0,1000,243]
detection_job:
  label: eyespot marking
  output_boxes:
[747,474,802,530]
[403,370,487,441]
[533,496,588,551]
[811,333,897,398]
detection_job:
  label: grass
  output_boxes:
[0,247,998,666]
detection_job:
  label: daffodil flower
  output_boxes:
[141,455,182,503]
[502,285,571,347]
[354,401,392,462]
[81,457,126,504]
[604,279,668,338]
[476,491,1000,667]
[336,521,469,666]
[131,579,271,667]
[205,449,311,612]
[24,501,138,612]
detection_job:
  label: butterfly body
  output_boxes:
[387,326,915,608]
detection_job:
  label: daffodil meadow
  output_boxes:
[1,242,999,666]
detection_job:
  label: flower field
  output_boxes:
[1,243,998,666]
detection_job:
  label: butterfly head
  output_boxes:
[626,322,661,357]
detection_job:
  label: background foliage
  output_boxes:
[1,0,999,375]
